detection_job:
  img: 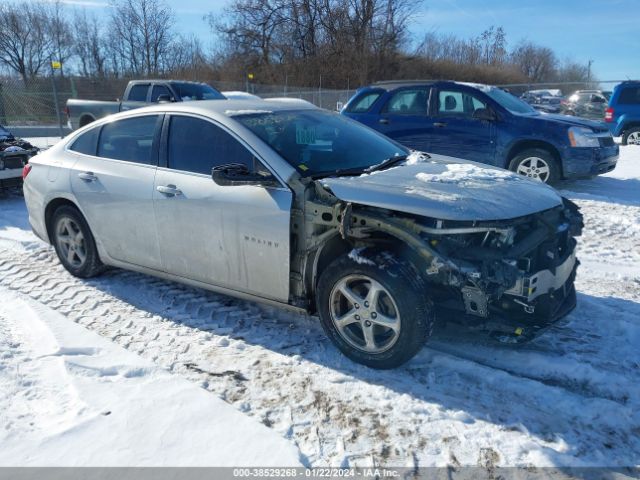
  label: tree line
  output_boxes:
[0,0,593,89]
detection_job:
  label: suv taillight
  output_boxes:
[605,107,614,122]
[22,163,32,180]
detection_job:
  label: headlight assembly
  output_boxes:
[568,127,599,147]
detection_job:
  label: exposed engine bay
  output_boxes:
[292,178,583,343]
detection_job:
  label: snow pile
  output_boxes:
[0,288,303,467]
[415,163,520,185]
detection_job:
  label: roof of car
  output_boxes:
[105,98,319,120]
[370,80,495,91]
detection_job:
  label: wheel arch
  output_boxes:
[306,228,432,312]
[44,197,83,243]
[79,114,96,128]
[506,140,563,176]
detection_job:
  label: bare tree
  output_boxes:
[0,2,54,84]
[109,0,174,76]
[73,10,107,77]
[510,41,558,82]
[45,0,75,76]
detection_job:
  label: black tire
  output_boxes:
[508,148,561,184]
[316,250,433,369]
[622,126,640,146]
[51,205,105,278]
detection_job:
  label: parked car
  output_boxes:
[342,81,618,184]
[0,124,39,191]
[65,80,226,130]
[561,90,608,119]
[605,81,640,145]
[23,99,582,368]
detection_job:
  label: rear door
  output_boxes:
[373,87,432,152]
[153,114,292,301]
[427,87,496,164]
[69,114,163,270]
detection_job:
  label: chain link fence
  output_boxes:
[0,75,354,129]
[0,75,632,131]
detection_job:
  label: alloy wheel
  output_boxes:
[329,274,401,354]
[628,131,640,145]
[516,156,551,182]
[56,216,87,269]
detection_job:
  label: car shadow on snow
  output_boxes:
[559,176,640,207]
[83,267,640,467]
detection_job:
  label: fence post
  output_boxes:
[50,65,64,138]
[0,82,6,125]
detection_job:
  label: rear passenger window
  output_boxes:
[619,87,640,105]
[128,84,149,102]
[346,91,382,113]
[151,85,172,102]
[438,90,487,116]
[97,116,159,165]
[69,127,99,156]
[384,89,429,114]
[167,116,254,175]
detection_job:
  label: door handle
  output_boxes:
[78,172,97,182]
[156,184,182,196]
[379,118,389,125]
[433,122,447,128]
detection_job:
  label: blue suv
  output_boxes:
[342,81,619,184]
[605,81,640,145]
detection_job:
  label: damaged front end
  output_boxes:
[301,181,583,343]
[415,197,583,342]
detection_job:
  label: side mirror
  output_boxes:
[212,163,276,186]
[157,94,175,103]
[472,108,496,122]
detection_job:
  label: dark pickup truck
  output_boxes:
[65,80,226,130]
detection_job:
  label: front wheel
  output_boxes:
[622,127,640,146]
[316,250,433,369]
[508,148,560,184]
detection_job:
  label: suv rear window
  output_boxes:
[345,91,382,113]
[618,86,640,105]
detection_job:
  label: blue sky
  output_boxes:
[55,0,640,82]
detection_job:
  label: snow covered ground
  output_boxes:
[0,139,639,468]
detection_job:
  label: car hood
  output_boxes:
[525,112,607,130]
[320,154,563,222]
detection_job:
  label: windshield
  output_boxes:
[172,83,225,101]
[485,88,538,115]
[235,110,408,177]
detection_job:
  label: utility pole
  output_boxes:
[50,59,64,138]
[587,59,594,87]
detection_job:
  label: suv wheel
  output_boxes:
[52,206,104,278]
[623,127,640,146]
[316,250,433,369]
[508,148,560,184]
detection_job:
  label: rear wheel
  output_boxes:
[508,148,560,184]
[622,127,640,146]
[52,206,104,278]
[316,250,433,369]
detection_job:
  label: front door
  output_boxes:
[69,114,163,270]
[153,114,292,302]
[428,88,496,164]
[374,87,432,153]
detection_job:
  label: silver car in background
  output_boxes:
[23,99,582,368]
